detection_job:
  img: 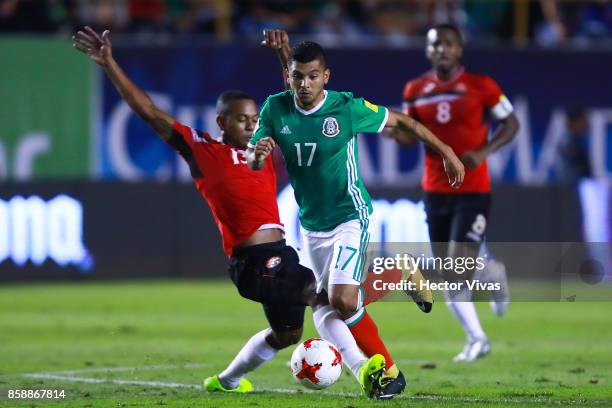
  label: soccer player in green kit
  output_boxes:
[247,34,464,399]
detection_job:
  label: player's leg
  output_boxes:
[311,296,385,395]
[476,242,510,317]
[323,220,404,398]
[425,193,485,361]
[208,304,306,392]
[303,230,369,378]
[206,240,315,392]
[445,241,489,362]
[424,193,453,263]
[326,221,395,370]
[327,283,396,375]
[445,194,492,362]
[339,286,406,399]
[326,221,395,369]
[304,227,386,398]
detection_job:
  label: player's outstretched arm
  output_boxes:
[385,128,417,146]
[461,113,519,169]
[72,26,175,142]
[386,110,465,188]
[261,29,291,90]
[246,137,276,170]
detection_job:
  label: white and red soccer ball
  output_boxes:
[290,338,343,390]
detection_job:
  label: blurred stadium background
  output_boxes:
[1,0,611,406]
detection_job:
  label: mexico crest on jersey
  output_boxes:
[322,117,340,137]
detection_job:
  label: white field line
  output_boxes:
[21,365,586,405]
[22,372,356,395]
[20,374,566,404]
[22,363,209,376]
[23,373,200,389]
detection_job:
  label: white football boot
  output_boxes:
[453,337,491,362]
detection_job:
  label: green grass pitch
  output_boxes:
[1,280,611,407]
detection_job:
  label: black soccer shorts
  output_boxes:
[424,192,491,245]
[228,239,315,331]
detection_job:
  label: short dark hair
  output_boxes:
[290,41,327,67]
[216,90,254,115]
[431,23,463,44]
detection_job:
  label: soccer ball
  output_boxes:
[290,338,343,390]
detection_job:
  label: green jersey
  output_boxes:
[249,90,389,232]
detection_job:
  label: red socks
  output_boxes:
[347,310,394,369]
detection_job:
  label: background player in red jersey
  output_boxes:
[399,24,520,362]
[72,26,318,393]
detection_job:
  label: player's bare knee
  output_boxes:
[286,328,303,345]
[271,328,303,348]
[329,292,357,318]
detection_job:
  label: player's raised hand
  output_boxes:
[72,26,113,67]
[254,137,276,163]
[262,29,289,51]
[261,29,291,62]
[443,152,465,188]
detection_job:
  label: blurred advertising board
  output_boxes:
[0,182,598,282]
[0,182,224,281]
[0,38,93,180]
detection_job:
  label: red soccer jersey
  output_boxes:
[169,121,283,256]
[403,68,512,193]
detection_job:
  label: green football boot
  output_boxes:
[358,354,386,399]
[203,374,253,393]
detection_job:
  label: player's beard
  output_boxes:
[298,89,320,108]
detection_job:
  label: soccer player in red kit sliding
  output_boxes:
[399,24,520,362]
[73,26,397,399]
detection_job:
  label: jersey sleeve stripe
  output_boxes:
[347,138,369,223]
[377,107,390,133]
